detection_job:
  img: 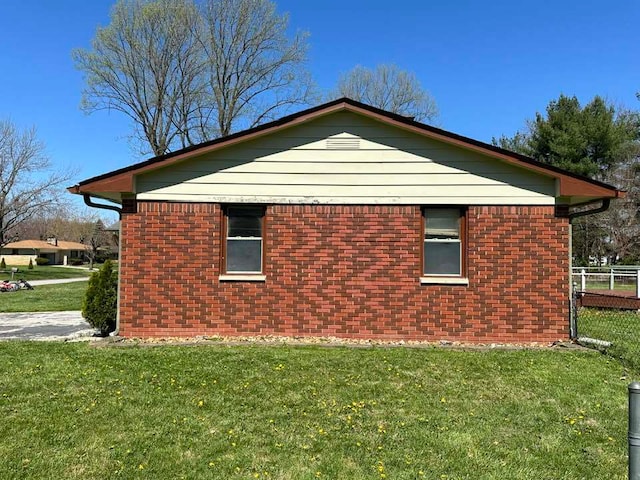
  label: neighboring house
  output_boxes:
[68,99,623,342]
[1,238,87,266]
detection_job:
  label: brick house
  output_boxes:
[69,99,622,342]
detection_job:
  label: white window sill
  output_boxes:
[219,274,266,282]
[420,276,469,285]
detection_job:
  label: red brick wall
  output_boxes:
[119,202,569,342]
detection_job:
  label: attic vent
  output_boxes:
[326,138,360,150]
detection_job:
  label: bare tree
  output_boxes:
[332,64,439,123]
[0,120,72,248]
[14,206,113,244]
[73,0,314,156]
[198,0,313,137]
[73,0,203,156]
[81,220,109,270]
[598,156,640,263]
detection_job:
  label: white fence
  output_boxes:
[571,266,640,297]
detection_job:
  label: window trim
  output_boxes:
[220,204,266,278]
[420,207,468,282]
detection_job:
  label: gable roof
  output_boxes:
[68,98,623,203]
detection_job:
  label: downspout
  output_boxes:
[82,194,123,217]
[82,194,123,336]
[566,198,611,340]
[567,198,610,220]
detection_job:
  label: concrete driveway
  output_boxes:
[0,311,95,341]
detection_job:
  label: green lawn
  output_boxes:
[581,281,637,292]
[0,343,632,479]
[578,307,640,370]
[0,281,87,312]
[1,265,91,281]
[580,281,637,292]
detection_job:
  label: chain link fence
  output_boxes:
[573,289,640,370]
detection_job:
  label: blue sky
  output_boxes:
[1,0,638,188]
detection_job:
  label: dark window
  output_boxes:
[423,208,464,276]
[224,206,264,274]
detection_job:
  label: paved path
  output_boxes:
[0,311,95,341]
[29,277,89,286]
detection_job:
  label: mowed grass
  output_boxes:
[0,343,631,479]
[2,265,91,281]
[581,280,637,292]
[578,307,640,370]
[0,281,87,312]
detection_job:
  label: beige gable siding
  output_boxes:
[136,112,556,205]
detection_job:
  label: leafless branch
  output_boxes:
[0,120,74,247]
[332,64,439,123]
[73,0,314,156]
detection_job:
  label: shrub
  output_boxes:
[68,257,84,266]
[0,258,5,270]
[35,257,49,265]
[96,253,116,264]
[28,259,33,270]
[82,259,118,335]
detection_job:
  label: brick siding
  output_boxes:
[119,202,569,342]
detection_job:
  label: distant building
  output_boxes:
[0,238,87,265]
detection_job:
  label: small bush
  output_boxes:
[82,260,118,335]
[28,259,33,270]
[35,257,49,266]
[68,257,84,266]
[0,258,5,270]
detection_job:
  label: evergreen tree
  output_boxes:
[82,260,118,335]
[493,94,640,265]
[493,94,638,179]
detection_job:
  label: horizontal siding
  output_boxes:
[136,111,556,205]
[140,183,552,197]
[138,193,554,205]
[141,173,551,187]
